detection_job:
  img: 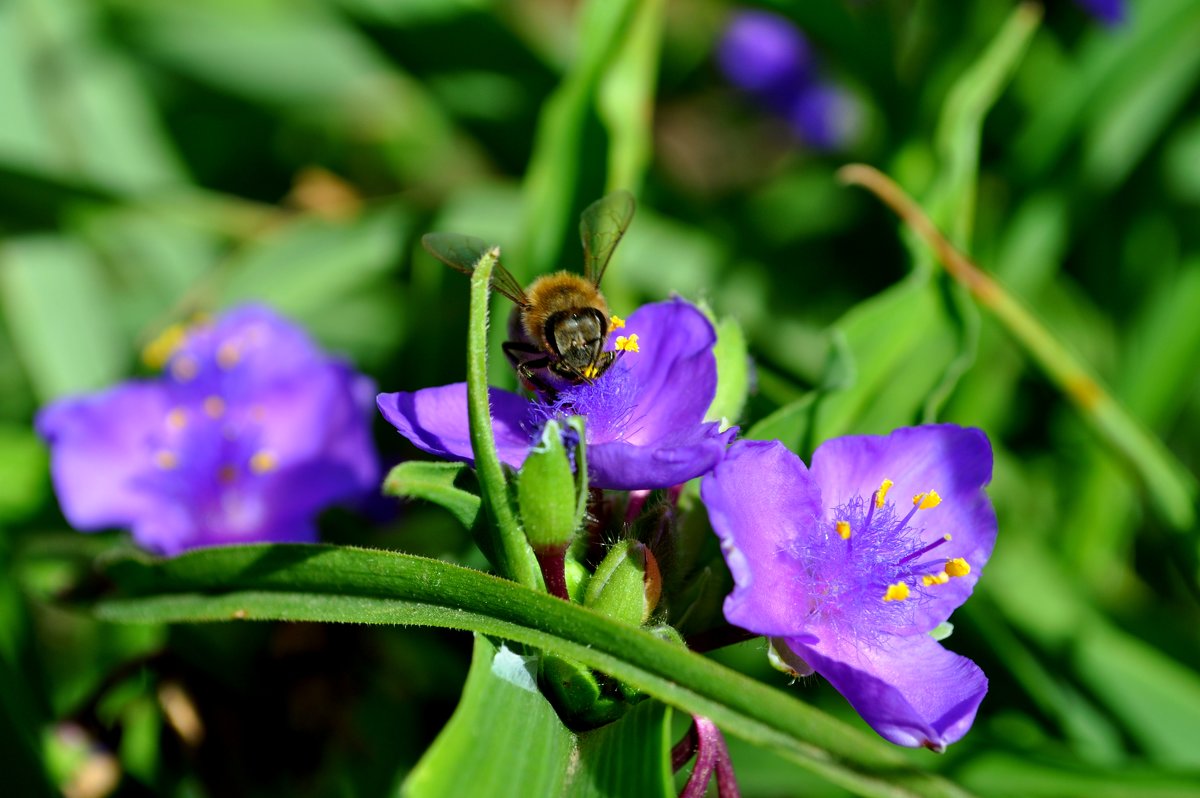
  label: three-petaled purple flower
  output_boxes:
[1074,0,1126,26]
[701,425,996,750]
[718,10,856,150]
[37,305,380,555]
[377,298,735,490]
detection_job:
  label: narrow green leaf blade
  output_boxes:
[404,635,574,798]
[93,545,973,798]
[383,461,480,530]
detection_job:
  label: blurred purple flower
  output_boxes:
[717,9,855,150]
[1074,0,1126,26]
[701,426,996,750]
[37,306,380,555]
[377,298,735,491]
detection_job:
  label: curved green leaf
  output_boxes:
[93,544,972,798]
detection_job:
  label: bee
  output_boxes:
[422,190,636,395]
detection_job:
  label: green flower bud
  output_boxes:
[584,540,661,626]
[517,420,579,551]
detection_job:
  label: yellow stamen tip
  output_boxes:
[914,490,942,509]
[943,533,952,542]
[922,571,951,587]
[945,558,970,578]
[203,396,226,418]
[154,450,178,470]
[249,451,277,475]
[875,478,894,509]
[836,520,851,540]
[166,408,188,431]
[883,582,910,602]
[609,314,626,330]
[217,342,240,369]
[142,324,188,370]
[171,355,199,382]
[615,333,640,353]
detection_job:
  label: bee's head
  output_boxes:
[546,308,608,379]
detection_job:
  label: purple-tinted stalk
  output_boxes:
[675,716,740,798]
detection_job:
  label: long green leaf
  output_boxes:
[94,544,973,798]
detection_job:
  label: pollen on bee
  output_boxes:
[883,582,910,602]
[249,450,278,475]
[875,478,894,509]
[609,314,626,330]
[581,364,600,379]
[615,333,640,353]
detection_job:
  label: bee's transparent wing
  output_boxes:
[580,190,636,286]
[421,232,528,305]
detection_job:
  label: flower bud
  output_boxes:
[517,420,579,551]
[584,540,661,626]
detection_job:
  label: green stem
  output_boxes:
[467,250,542,589]
[96,545,974,798]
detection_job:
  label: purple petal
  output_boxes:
[700,440,825,637]
[810,425,996,634]
[787,82,856,150]
[254,364,379,488]
[718,10,813,94]
[377,384,533,469]
[785,631,987,750]
[590,422,736,490]
[1074,0,1126,26]
[36,382,169,530]
[610,298,718,445]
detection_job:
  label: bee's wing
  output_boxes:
[421,232,528,305]
[580,190,636,286]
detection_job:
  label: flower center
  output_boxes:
[788,478,970,640]
[526,358,639,441]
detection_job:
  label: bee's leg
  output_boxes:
[502,341,557,397]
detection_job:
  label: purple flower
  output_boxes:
[36,306,380,555]
[717,10,855,150]
[1074,0,1126,26]
[377,298,735,491]
[718,10,814,96]
[701,426,996,750]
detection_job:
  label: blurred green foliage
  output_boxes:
[1,0,1198,795]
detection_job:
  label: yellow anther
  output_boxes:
[170,355,199,382]
[945,558,970,578]
[913,490,942,509]
[615,334,640,353]
[836,520,851,540]
[203,396,226,418]
[875,478,894,509]
[883,582,910,602]
[154,450,178,470]
[166,408,188,431]
[922,571,951,587]
[218,465,237,484]
[217,342,240,369]
[610,314,626,330]
[142,324,187,370]
[249,450,277,475]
